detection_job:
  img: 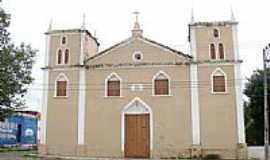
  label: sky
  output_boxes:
[1,0,269,111]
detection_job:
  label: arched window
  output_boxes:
[219,43,224,59]
[213,28,219,38]
[212,68,226,93]
[210,43,216,60]
[106,73,121,97]
[64,49,69,64]
[57,49,62,64]
[55,73,68,97]
[61,37,66,45]
[153,71,170,95]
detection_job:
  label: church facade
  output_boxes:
[39,14,247,159]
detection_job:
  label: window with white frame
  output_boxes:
[106,73,121,97]
[213,28,219,38]
[64,49,69,64]
[209,43,225,60]
[212,68,226,93]
[153,71,170,95]
[61,36,67,45]
[218,43,224,59]
[55,73,68,97]
[57,49,62,64]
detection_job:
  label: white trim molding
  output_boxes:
[190,64,201,145]
[104,72,122,97]
[189,26,201,145]
[121,97,153,152]
[41,70,48,144]
[40,33,51,144]
[211,68,228,94]
[232,24,246,144]
[77,31,86,145]
[152,70,172,96]
[77,68,86,145]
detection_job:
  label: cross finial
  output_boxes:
[133,11,140,23]
[132,10,143,37]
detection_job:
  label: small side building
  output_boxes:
[0,111,39,147]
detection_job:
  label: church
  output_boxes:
[39,12,247,159]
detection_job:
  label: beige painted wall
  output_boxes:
[198,65,237,148]
[193,25,235,61]
[46,69,79,155]
[85,35,98,58]
[85,65,192,157]
[193,24,238,149]
[89,38,188,65]
[48,33,81,67]
[43,25,242,158]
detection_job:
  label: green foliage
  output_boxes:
[203,154,221,159]
[0,4,37,120]
[244,69,270,145]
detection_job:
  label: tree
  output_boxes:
[0,5,37,120]
[244,69,270,145]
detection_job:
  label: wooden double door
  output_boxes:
[125,114,150,158]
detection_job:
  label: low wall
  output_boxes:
[248,146,268,160]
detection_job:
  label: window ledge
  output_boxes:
[151,94,173,97]
[53,96,69,99]
[211,92,229,95]
[103,96,123,98]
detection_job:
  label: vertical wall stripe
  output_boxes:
[77,31,86,145]
[40,34,50,144]
[190,26,201,145]
[232,24,246,144]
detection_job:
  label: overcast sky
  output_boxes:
[2,0,269,111]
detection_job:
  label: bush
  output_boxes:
[203,154,221,159]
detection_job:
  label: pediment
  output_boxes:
[123,98,151,114]
[86,37,192,66]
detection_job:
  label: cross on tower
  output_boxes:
[133,11,140,23]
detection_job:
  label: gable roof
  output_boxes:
[86,37,192,62]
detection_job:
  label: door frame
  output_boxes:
[121,97,153,153]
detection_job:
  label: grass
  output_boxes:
[0,146,37,152]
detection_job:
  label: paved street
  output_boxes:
[0,151,42,160]
[0,152,28,160]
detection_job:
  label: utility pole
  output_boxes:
[263,44,270,160]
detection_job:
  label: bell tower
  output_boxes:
[39,17,99,154]
[188,12,247,158]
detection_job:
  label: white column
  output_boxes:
[40,33,50,144]
[77,31,86,145]
[189,26,201,145]
[232,24,246,144]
